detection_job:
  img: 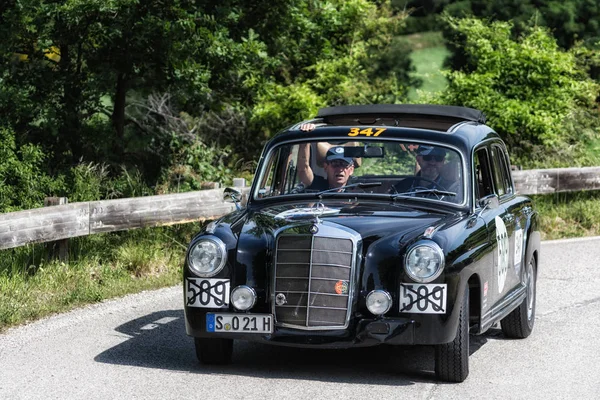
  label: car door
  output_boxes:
[488,143,521,304]
[490,144,525,296]
[472,145,508,312]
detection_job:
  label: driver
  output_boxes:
[392,146,456,195]
[297,145,355,192]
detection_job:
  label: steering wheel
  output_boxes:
[390,176,449,200]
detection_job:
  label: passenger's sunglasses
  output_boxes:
[422,155,445,162]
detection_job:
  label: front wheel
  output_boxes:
[501,257,537,338]
[194,337,233,365]
[435,288,469,383]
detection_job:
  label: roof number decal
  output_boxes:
[348,127,386,137]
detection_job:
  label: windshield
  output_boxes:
[253,139,464,204]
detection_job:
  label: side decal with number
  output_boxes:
[514,227,523,274]
[496,216,509,293]
[399,283,447,314]
[186,278,230,308]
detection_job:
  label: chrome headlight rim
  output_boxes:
[365,289,392,316]
[404,241,445,283]
[231,285,257,311]
[187,236,227,277]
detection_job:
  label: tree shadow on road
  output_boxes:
[94,309,495,386]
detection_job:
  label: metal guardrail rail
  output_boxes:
[1,167,599,251]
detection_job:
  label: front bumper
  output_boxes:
[185,312,458,349]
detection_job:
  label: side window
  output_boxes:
[257,145,296,197]
[498,146,513,195]
[474,148,494,201]
[258,155,277,198]
[490,145,512,197]
[263,147,285,197]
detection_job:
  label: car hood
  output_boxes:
[219,199,466,312]
[236,200,455,245]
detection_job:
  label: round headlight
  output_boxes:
[188,237,227,277]
[231,286,257,311]
[404,242,444,283]
[366,290,392,315]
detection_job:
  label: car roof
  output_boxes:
[269,104,501,152]
[317,104,486,127]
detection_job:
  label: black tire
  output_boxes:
[501,257,537,339]
[194,337,233,365]
[435,288,469,383]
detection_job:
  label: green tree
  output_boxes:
[404,1,600,77]
[249,1,412,143]
[435,17,599,167]
[1,1,413,178]
[0,0,272,167]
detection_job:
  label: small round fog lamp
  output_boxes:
[231,286,257,311]
[366,290,392,315]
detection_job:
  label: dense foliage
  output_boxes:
[0,127,64,211]
[0,0,599,208]
[398,0,600,78]
[432,17,600,167]
[0,0,413,206]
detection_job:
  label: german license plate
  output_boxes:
[206,313,273,333]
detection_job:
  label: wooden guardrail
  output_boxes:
[0,188,247,251]
[511,166,600,195]
[1,166,599,251]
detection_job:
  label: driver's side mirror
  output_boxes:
[224,187,243,203]
[478,193,499,210]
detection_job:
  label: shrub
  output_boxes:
[69,163,153,202]
[0,127,64,212]
[436,17,600,168]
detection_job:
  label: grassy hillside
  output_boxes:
[405,31,450,100]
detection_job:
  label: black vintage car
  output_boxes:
[183,104,540,382]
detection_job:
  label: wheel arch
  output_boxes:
[467,273,482,333]
[524,207,541,275]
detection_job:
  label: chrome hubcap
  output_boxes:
[526,261,535,321]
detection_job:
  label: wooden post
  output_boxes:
[233,178,246,188]
[44,197,69,262]
[201,182,220,189]
[233,178,247,205]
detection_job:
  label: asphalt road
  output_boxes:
[1,237,599,400]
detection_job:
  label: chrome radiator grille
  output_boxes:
[274,231,355,329]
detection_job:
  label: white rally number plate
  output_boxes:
[206,313,273,334]
[399,283,447,314]
[186,278,230,308]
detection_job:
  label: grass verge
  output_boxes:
[0,224,201,332]
[532,191,600,240]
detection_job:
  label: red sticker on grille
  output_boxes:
[335,280,349,295]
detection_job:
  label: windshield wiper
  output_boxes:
[316,182,383,198]
[391,188,456,200]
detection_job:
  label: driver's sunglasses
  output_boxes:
[422,155,445,162]
[329,160,353,168]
